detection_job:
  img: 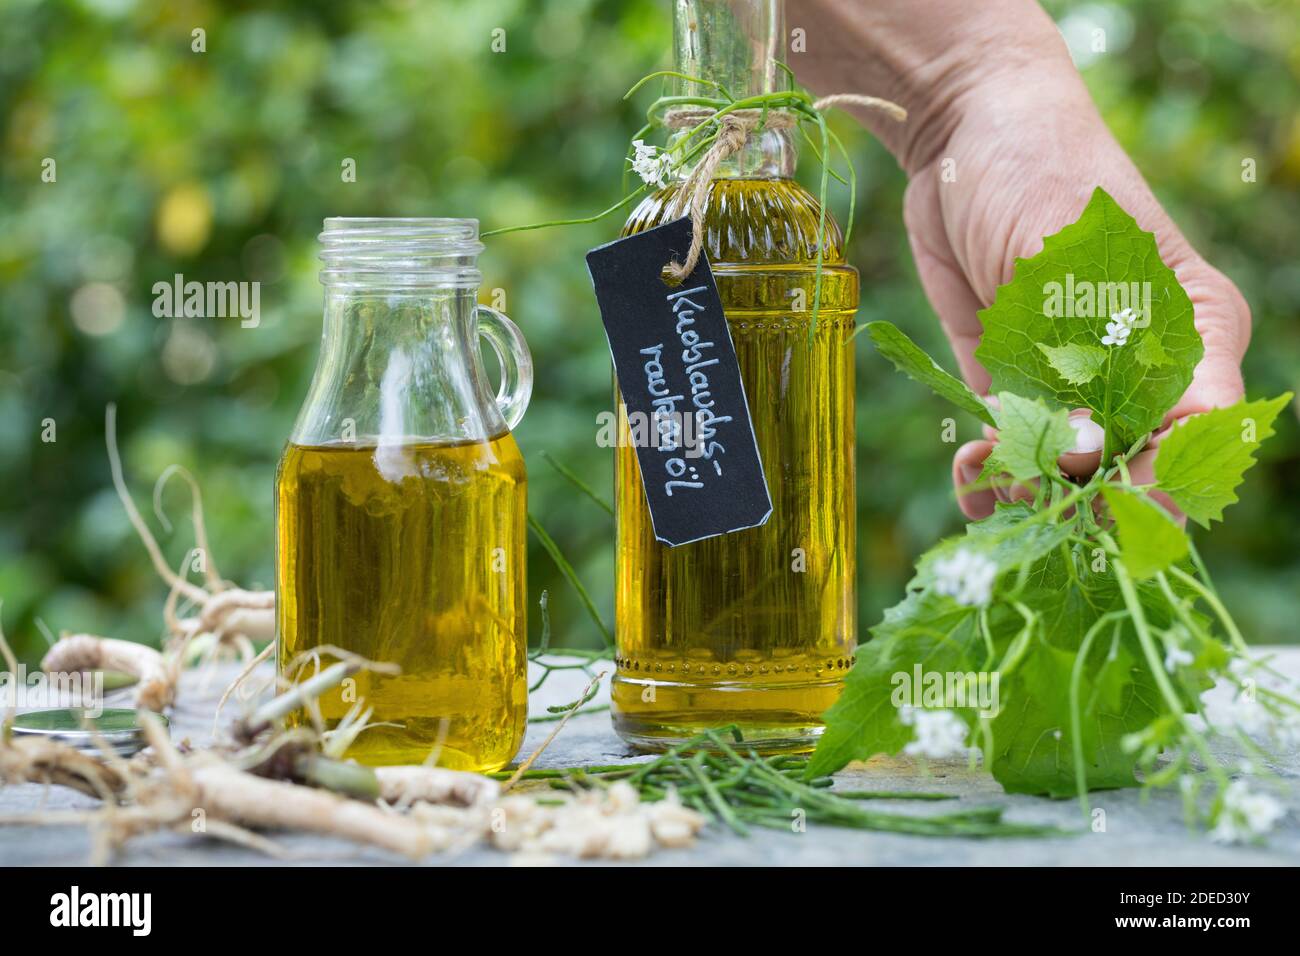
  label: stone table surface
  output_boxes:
[2,649,1298,866]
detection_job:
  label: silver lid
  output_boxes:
[9,708,166,758]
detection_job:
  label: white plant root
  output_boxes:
[375,765,501,808]
[0,709,704,862]
[0,410,708,863]
[0,736,126,801]
[27,407,278,715]
[190,760,440,859]
[42,634,177,712]
[106,404,275,675]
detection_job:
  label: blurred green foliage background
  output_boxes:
[1,0,1297,668]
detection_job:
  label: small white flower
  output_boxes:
[1100,307,1140,347]
[1209,781,1286,844]
[629,139,672,188]
[900,707,970,759]
[932,548,998,607]
[1205,695,1272,737]
[1164,644,1194,673]
[1100,324,1130,347]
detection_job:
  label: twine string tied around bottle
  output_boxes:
[660,94,907,282]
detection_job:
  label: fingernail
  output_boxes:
[1068,417,1104,454]
[959,463,980,488]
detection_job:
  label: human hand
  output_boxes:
[790,0,1251,518]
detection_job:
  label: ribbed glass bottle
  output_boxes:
[611,0,858,751]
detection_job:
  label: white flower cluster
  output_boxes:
[900,707,971,759]
[1200,692,1300,746]
[932,548,998,607]
[630,139,673,189]
[1209,781,1286,844]
[1205,695,1272,737]
[1101,306,1141,346]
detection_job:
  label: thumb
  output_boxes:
[953,440,997,520]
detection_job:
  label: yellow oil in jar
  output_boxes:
[276,434,527,771]
[613,178,858,751]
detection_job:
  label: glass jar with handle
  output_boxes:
[276,218,532,771]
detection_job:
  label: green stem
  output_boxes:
[529,703,610,724]
[806,109,831,345]
[527,513,612,649]
[486,762,640,781]
[624,70,735,102]
[834,790,955,801]
[482,186,649,238]
[1100,350,1115,467]
[1069,611,1127,815]
[823,121,857,246]
[295,754,380,801]
[1166,566,1251,656]
[689,751,750,836]
[539,450,614,515]
[1107,541,1228,787]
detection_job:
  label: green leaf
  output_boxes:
[816,504,1070,779]
[814,524,1185,796]
[974,187,1202,453]
[865,321,996,427]
[990,632,1157,796]
[912,502,1070,590]
[987,548,1163,796]
[1036,342,1108,386]
[987,392,1077,481]
[807,591,984,778]
[1100,486,1188,580]
[1153,393,1292,527]
[1132,332,1168,369]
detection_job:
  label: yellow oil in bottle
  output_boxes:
[612,177,858,751]
[276,434,528,771]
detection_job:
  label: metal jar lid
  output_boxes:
[9,708,166,758]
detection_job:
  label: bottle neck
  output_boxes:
[673,0,786,101]
[669,0,792,180]
[318,218,483,292]
[293,218,505,447]
[669,123,796,180]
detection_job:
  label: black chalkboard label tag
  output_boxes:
[585,216,772,547]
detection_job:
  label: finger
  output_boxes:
[953,440,997,519]
[983,405,1104,479]
[1059,411,1104,479]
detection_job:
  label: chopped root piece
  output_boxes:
[42,634,176,712]
[406,780,708,861]
[375,765,501,808]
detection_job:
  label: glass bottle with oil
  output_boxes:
[613,0,858,751]
[276,218,533,771]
